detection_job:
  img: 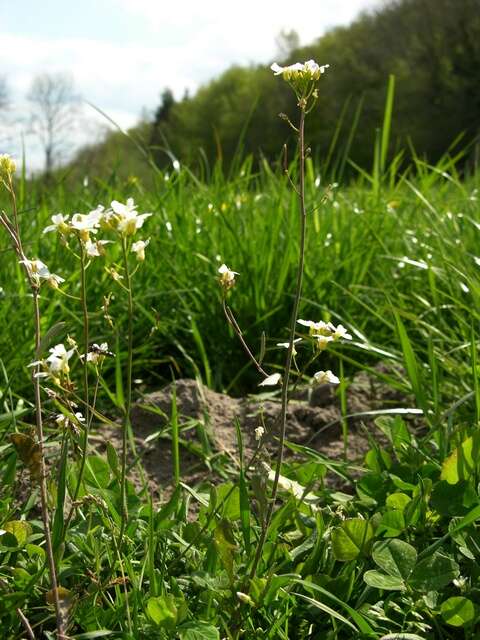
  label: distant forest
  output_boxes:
[74,0,480,180]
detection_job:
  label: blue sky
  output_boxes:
[0,0,380,169]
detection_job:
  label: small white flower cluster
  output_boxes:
[258,319,351,388]
[297,319,352,349]
[43,197,152,262]
[218,263,238,291]
[271,60,329,82]
[297,318,352,386]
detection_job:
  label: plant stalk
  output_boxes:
[249,107,307,581]
[119,238,134,546]
[33,288,66,639]
[72,242,90,503]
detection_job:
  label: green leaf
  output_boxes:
[331,518,373,561]
[214,519,236,583]
[3,520,32,547]
[146,595,177,630]
[294,593,358,631]
[84,456,111,489]
[364,569,405,591]
[440,596,476,627]
[376,510,406,537]
[441,433,480,484]
[431,480,478,516]
[106,442,120,479]
[177,622,220,640]
[372,539,417,580]
[36,321,67,357]
[394,312,427,416]
[385,493,411,511]
[294,578,375,635]
[409,552,459,591]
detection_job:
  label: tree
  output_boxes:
[27,72,79,175]
[275,29,301,60]
[150,88,176,164]
[0,76,9,111]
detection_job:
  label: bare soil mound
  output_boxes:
[97,365,408,494]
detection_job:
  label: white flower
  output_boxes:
[84,239,110,257]
[259,373,282,387]
[71,206,103,241]
[30,343,74,379]
[46,343,75,376]
[332,323,352,341]
[131,238,150,261]
[43,213,70,235]
[56,412,85,428]
[304,59,329,78]
[218,264,238,290]
[315,335,333,350]
[297,318,334,337]
[313,370,340,385]
[276,338,302,356]
[255,426,265,441]
[108,198,152,236]
[271,62,304,77]
[19,258,64,288]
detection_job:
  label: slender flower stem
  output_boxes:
[72,242,90,503]
[16,608,35,640]
[249,107,307,581]
[0,176,65,639]
[223,300,269,378]
[119,237,134,546]
[32,288,66,639]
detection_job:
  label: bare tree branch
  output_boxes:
[27,72,80,176]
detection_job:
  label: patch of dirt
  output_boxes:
[97,364,410,495]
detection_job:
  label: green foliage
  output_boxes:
[69,0,480,182]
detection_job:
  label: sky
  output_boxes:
[0,0,380,170]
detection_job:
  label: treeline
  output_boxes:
[74,0,480,180]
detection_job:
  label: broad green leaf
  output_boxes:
[4,520,32,547]
[214,519,236,583]
[409,552,459,591]
[385,493,411,511]
[106,442,120,478]
[441,433,480,484]
[372,539,417,580]
[177,622,220,640]
[146,595,177,630]
[84,455,111,488]
[431,480,478,516]
[363,570,405,591]
[331,518,373,561]
[376,510,406,537]
[440,596,476,627]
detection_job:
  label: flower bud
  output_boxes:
[0,154,16,177]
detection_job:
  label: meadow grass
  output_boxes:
[1,104,480,637]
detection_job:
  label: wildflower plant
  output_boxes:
[0,156,66,638]
[217,59,349,582]
[41,196,152,545]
